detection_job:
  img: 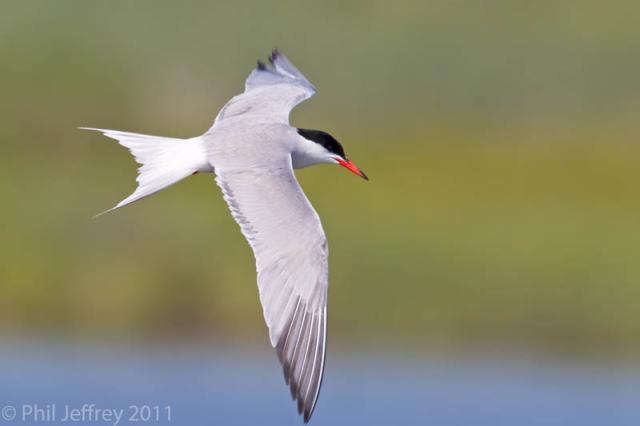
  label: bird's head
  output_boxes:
[294,128,368,180]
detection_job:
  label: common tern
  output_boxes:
[82,49,367,422]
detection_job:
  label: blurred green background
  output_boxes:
[1,0,639,360]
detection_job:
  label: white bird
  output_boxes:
[82,50,367,422]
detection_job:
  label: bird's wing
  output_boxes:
[214,155,328,422]
[209,50,316,129]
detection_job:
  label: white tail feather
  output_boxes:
[81,127,212,216]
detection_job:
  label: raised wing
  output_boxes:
[214,156,328,422]
[210,50,316,128]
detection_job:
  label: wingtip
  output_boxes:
[289,377,299,400]
[257,60,267,71]
[269,48,281,64]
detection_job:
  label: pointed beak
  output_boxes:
[336,158,369,181]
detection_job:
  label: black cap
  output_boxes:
[297,128,346,159]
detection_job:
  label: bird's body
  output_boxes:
[83,50,367,422]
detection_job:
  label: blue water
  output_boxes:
[0,341,638,425]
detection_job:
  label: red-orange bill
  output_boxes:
[336,158,369,181]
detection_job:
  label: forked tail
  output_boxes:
[81,128,212,216]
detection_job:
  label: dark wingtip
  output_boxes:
[274,298,324,424]
[289,378,298,400]
[282,362,291,385]
[269,48,281,64]
[257,60,267,70]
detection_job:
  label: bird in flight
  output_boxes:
[82,50,367,422]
